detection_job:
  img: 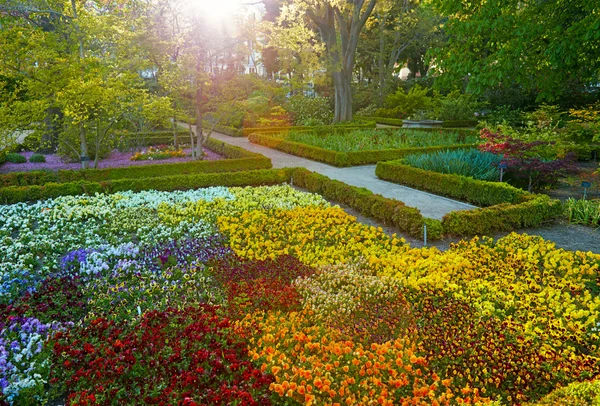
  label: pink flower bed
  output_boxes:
[0,148,223,173]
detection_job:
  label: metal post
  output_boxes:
[423,224,427,247]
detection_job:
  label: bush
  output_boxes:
[285,95,333,125]
[404,149,502,181]
[376,160,529,206]
[565,198,600,227]
[441,195,563,236]
[0,169,289,204]
[0,149,6,165]
[289,168,435,239]
[432,90,482,121]
[6,152,26,163]
[242,122,375,136]
[29,154,47,163]
[250,132,474,167]
[382,85,433,119]
[442,120,478,128]
[356,116,404,126]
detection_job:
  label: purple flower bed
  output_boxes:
[0,148,223,173]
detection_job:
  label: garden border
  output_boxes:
[0,138,271,188]
[249,132,476,167]
[376,160,563,236]
[241,122,376,137]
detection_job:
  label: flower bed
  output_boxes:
[249,131,476,167]
[1,183,600,405]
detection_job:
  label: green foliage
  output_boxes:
[0,139,269,187]
[441,195,563,236]
[356,117,404,126]
[29,154,46,163]
[442,120,478,128]
[381,85,433,118]
[289,168,433,239]
[250,132,475,167]
[432,91,483,121]
[242,122,375,136]
[376,160,530,206]
[0,169,288,204]
[0,149,6,165]
[404,149,502,181]
[283,128,477,152]
[6,152,26,163]
[429,0,600,102]
[532,380,600,406]
[285,96,333,125]
[565,198,600,227]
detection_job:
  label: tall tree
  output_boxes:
[280,0,379,122]
[428,0,600,102]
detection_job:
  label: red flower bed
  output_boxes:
[211,255,316,317]
[50,305,274,406]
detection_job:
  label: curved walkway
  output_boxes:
[197,126,476,220]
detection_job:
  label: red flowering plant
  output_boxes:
[479,128,576,192]
[49,305,274,405]
[0,277,87,324]
[210,255,316,318]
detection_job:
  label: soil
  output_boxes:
[544,160,600,201]
[0,148,223,173]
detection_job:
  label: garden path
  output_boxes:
[190,125,477,220]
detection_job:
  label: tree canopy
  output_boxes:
[428,0,600,102]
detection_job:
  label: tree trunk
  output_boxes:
[333,70,353,122]
[42,107,62,153]
[195,86,203,159]
[172,114,178,149]
[79,124,89,169]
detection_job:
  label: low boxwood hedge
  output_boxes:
[242,122,376,136]
[441,195,562,236]
[375,159,562,236]
[250,132,474,167]
[375,160,529,206]
[356,117,404,126]
[0,169,288,205]
[442,120,478,128]
[288,167,440,240]
[0,138,270,187]
[202,121,243,137]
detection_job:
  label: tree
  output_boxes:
[479,128,575,192]
[428,0,600,102]
[279,0,380,122]
[0,0,170,168]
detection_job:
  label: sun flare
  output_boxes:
[187,0,241,22]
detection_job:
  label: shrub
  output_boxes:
[6,152,26,163]
[382,85,433,119]
[285,95,333,125]
[432,90,482,121]
[0,149,6,165]
[376,159,530,206]
[441,194,563,236]
[565,198,600,227]
[29,154,47,163]
[404,149,502,181]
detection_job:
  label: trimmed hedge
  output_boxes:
[442,120,478,128]
[0,138,270,187]
[202,121,243,137]
[441,195,562,236]
[0,169,288,205]
[242,122,376,136]
[376,159,562,236]
[375,160,529,206]
[288,167,439,240]
[250,132,474,167]
[357,117,404,126]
